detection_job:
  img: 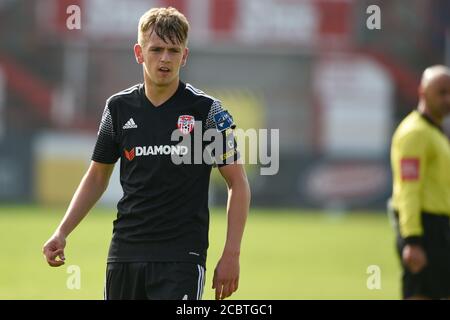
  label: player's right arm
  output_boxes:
[43,103,119,267]
[42,161,114,267]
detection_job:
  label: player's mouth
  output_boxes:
[158,67,171,74]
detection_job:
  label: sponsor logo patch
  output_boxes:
[400,158,420,181]
[124,148,135,161]
[124,146,189,161]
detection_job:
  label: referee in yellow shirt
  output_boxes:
[390,65,450,300]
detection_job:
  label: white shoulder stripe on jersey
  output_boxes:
[106,84,140,103]
[186,83,217,101]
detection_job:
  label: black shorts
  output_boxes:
[395,212,450,299]
[104,262,206,300]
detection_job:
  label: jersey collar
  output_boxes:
[418,111,444,133]
[140,81,186,109]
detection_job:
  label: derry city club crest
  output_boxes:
[177,115,195,135]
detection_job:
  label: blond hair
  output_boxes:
[138,7,189,46]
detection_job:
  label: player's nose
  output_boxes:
[160,49,171,62]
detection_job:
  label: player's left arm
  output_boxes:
[213,163,250,300]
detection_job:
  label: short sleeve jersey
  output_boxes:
[92,82,238,266]
[391,111,450,240]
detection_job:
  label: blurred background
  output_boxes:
[0,0,449,300]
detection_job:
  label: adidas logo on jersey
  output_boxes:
[123,118,138,129]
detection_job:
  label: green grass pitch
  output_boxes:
[0,206,400,299]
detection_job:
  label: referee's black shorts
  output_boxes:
[395,212,450,299]
[104,262,206,300]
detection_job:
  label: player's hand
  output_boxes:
[403,244,427,274]
[212,252,240,300]
[42,232,67,267]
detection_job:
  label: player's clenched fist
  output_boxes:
[43,233,66,267]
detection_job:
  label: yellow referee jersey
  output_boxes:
[391,110,450,240]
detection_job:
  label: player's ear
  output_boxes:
[134,44,144,64]
[418,84,425,99]
[181,47,189,67]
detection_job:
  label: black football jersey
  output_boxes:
[92,81,238,266]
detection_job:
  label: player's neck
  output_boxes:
[144,77,180,107]
[418,102,443,126]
